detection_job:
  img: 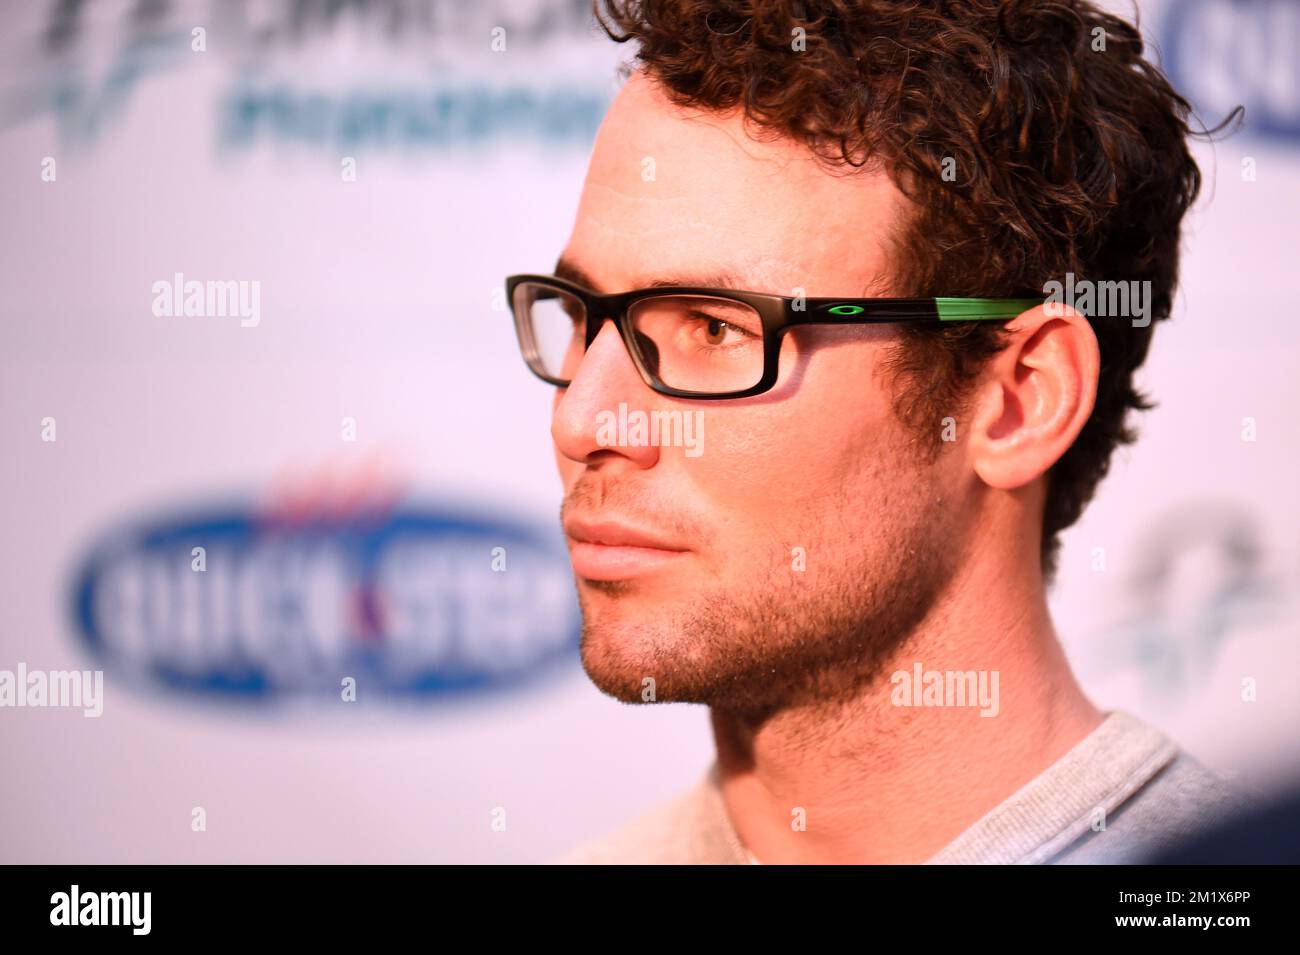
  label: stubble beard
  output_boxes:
[574,456,958,719]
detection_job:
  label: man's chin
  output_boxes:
[577,626,711,705]
[581,665,659,704]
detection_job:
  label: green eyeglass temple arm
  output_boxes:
[793,297,1042,324]
[505,274,1040,326]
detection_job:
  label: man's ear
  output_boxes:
[966,305,1099,490]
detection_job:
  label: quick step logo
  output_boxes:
[69,503,580,702]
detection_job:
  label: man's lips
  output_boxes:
[563,517,689,581]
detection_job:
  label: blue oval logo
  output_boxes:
[69,502,580,702]
[1163,0,1300,141]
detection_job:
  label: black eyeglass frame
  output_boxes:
[506,273,1041,400]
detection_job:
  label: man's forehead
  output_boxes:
[554,248,804,296]
[585,77,825,208]
[571,72,905,296]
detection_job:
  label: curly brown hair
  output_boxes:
[593,0,1235,579]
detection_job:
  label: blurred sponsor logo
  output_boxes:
[220,81,605,152]
[1162,0,1300,141]
[6,0,610,151]
[69,501,580,701]
[1079,501,1285,698]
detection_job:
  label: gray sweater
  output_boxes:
[558,710,1254,864]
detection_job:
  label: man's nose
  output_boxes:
[551,320,661,469]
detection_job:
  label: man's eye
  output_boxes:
[691,313,758,346]
[703,319,735,345]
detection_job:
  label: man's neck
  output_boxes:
[710,556,1102,865]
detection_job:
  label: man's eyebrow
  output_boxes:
[641,272,750,291]
[553,255,752,294]
[554,256,603,291]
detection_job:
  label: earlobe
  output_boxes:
[970,306,1099,491]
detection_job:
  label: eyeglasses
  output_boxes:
[506,273,1040,399]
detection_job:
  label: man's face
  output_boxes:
[553,73,970,713]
